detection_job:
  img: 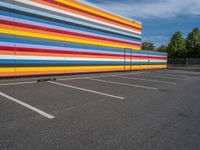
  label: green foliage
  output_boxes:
[167,32,187,58]
[143,27,200,58]
[157,45,167,52]
[142,42,155,50]
[186,28,200,58]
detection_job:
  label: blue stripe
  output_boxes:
[0,59,166,65]
[0,59,15,64]
[15,60,124,65]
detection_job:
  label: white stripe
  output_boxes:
[139,74,182,80]
[14,0,141,35]
[0,91,55,119]
[48,81,124,100]
[0,81,36,86]
[88,78,157,90]
[0,55,123,61]
[133,53,167,58]
[0,55,167,62]
[133,60,167,63]
[112,75,177,85]
[143,72,188,78]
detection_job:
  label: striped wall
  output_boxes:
[0,0,167,77]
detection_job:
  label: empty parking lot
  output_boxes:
[0,69,200,150]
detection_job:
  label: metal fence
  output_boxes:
[168,58,200,68]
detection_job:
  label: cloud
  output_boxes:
[86,0,200,19]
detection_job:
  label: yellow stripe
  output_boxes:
[132,65,167,70]
[0,65,167,72]
[0,28,140,50]
[0,68,15,72]
[55,0,141,29]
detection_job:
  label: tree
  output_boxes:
[157,45,167,52]
[142,42,155,50]
[186,28,200,58]
[167,31,186,58]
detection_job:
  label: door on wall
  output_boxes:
[124,48,132,71]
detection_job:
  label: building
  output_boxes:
[0,0,167,77]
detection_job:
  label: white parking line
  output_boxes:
[48,81,125,100]
[137,74,183,80]
[0,91,55,119]
[88,78,158,90]
[143,72,188,78]
[0,81,37,86]
[112,75,177,85]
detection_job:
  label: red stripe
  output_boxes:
[0,46,167,60]
[41,0,141,31]
[0,46,123,57]
[0,19,141,47]
[132,56,167,60]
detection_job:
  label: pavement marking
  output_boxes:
[88,78,158,90]
[111,75,177,85]
[0,81,37,86]
[0,91,55,119]
[48,81,125,100]
[142,72,188,78]
[136,74,184,80]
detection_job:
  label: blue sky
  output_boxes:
[84,0,200,47]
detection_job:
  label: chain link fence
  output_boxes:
[168,58,200,71]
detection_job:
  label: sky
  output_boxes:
[84,0,200,47]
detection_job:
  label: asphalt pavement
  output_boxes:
[0,69,200,150]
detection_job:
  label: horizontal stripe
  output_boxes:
[0,59,167,65]
[0,65,167,73]
[0,63,167,67]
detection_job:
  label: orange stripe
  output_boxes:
[0,68,123,77]
[0,50,15,55]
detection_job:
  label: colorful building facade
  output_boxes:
[0,0,167,77]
